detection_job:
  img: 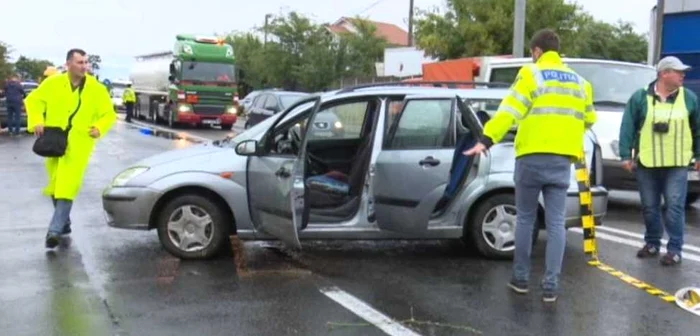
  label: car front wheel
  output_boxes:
[156,194,230,260]
[467,193,539,260]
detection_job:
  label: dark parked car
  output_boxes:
[244,91,309,129]
[0,82,38,129]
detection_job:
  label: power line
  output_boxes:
[356,0,388,16]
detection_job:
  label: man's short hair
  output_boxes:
[529,29,560,53]
[66,48,87,61]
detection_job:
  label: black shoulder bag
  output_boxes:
[32,79,86,158]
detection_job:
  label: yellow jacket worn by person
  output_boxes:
[482,51,597,158]
[122,87,136,103]
[24,73,117,200]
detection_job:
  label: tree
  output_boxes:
[88,54,101,73]
[0,41,14,82]
[413,0,648,63]
[338,17,388,77]
[14,55,54,81]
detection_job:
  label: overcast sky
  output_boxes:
[1,0,656,79]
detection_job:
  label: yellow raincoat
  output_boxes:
[24,73,116,200]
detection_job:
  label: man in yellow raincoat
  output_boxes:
[24,48,116,248]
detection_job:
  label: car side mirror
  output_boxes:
[235,139,259,156]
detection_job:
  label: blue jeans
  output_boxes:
[635,165,687,255]
[48,199,73,235]
[6,103,21,135]
[513,154,571,291]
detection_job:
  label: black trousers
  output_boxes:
[125,102,135,122]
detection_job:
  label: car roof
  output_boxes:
[487,57,654,69]
[325,86,509,101]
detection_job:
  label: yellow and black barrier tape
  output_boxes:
[575,153,676,304]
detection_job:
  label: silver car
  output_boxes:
[102,86,608,260]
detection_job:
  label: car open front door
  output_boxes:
[246,96,321,249]
[372,95,484,234]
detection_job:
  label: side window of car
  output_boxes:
[388,99,454,150]
[264,96,279,111]
[306,101,369,141]
[254,95,268,108]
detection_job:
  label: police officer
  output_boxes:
[618,56,700,266]
[122,84,137,122]
[464,29,597,302]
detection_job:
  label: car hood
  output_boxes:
[134,143,226,167]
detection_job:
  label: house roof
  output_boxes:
[328,17,409,46]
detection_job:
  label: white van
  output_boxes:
[478,57,700,204]
[109,79,133,111]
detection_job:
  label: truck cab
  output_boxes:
[130,35,239,130]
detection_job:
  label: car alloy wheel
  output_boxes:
[166,204,214,253]
[481,204,517,253]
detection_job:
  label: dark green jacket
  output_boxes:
[618,80,700,162]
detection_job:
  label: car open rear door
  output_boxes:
[372,94,484,234]
[246,96,321,249]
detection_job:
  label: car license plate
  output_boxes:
[202,119,220,125]
[689,171,700,181]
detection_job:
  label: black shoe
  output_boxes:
[62,224,72,235]
[45,233,60,249]
[542,290,558,303]
[508,280,529,294]
[636,244,660,258]
[660,252,682,266]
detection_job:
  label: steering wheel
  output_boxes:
[288,125,328,173]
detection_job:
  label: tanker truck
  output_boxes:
[130,34,239,129]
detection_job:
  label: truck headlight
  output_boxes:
[178,104,192,113]
[226,106,237,114]
[334,121,343,129]
[112,167,149,187]
[610,140,620,157]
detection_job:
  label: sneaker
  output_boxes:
[660,252,682,266]
[62,224,72,235]
[45,233,60,249]
[636,244,660,258]
[542,290,558,303]
[508,280,529,294]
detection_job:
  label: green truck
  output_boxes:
[129,34,239,129]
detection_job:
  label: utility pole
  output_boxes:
[513,0,526,57]
[264,14,272,46]
[407,0,415,46]
[653,0,665,64]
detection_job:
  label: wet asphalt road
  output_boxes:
[0,120,699,336]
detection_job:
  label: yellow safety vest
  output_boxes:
[123,88,136,103]
[638,88,693,167]
[483,51,596,159]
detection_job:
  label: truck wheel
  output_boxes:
[221,123,234,130]
[156,194,230,260]
[466,193,539,260]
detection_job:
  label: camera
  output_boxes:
[653,122,670,134]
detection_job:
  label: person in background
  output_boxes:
[618,56,700,266]
[122,84,137,122]
[463,29,596,303]
[24,48,117,248]
[3,74,26,137]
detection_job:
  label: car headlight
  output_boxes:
[227,106,237,114]
[112,167,149,187]
[610,140,620,157]
[178,104,192,113]
[334,121,343,129]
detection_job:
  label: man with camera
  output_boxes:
[618,56,700,266]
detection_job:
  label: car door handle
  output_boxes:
[275,167,291,178]
[419,156,440,166]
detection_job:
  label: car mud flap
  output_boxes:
[574,152,688,308]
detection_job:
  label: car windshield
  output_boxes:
[279,94,308,108]
[490,62,657,106]
[182,61,236,83]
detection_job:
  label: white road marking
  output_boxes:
[595,225,700,254]
[571,228,700,263]
[319,286,422,336]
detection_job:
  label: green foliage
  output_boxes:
[414,0,648,63]
[14,55,54,81]
[0,41,14,82]
[226,12,389,92]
